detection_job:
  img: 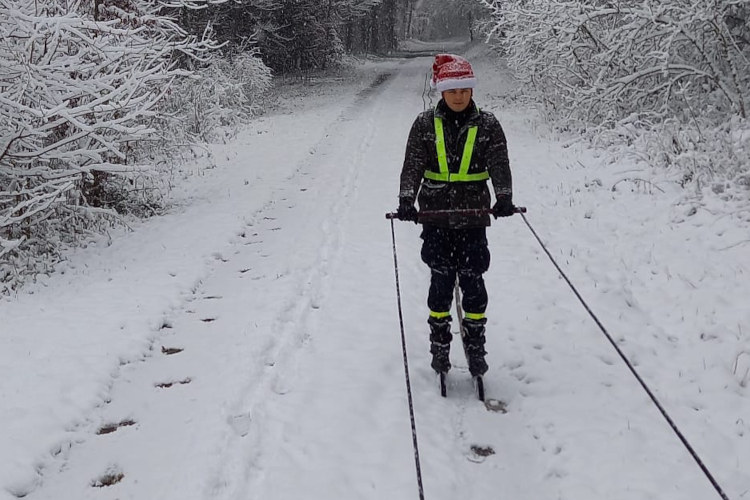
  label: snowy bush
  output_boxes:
[479,0,750,192]
[0,0,219,290]
[159,49,272,143]
[594,114,750,198]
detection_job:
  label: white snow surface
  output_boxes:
[2,46,750,500]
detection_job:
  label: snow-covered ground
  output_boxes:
[1,45,749,500]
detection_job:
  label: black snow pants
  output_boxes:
[420,225,490,317]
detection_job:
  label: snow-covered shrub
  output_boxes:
[158,49,272,143]
[325,27,348,69]
[594,115,750,199]
[0,0,219,290]
[479,0,750,190]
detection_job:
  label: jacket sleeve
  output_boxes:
[484,113,513,199]
[399,114,429,201]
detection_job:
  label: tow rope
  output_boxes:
[386,208,731,500]
[518,211,730,500]
[389,217,426,500]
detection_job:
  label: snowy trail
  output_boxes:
[246,61,432,500]
[10,66,413,500]
[229,58,738,500]
[0,67,372,500]
[2,51,749,500]
[0,67,392,499]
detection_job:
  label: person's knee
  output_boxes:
[428,267,456,311]
[421,242,451,269]
[462,246,489,275]
[458,271,488,311]
[431,266,455,280]
[471,249,490,274]
[460,232,490,274]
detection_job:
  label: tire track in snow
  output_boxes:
[201,71,396,500]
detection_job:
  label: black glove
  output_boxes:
[397,198,419,223]
[492,196,515,218]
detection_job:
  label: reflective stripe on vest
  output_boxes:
[424,116,490,182]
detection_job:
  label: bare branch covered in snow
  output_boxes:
[479,0,750,193]
[0,0,223,287]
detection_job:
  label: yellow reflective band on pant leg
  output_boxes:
[429,310,451,319]
[464,312,486,320]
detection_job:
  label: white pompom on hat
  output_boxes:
[430,54,477,93]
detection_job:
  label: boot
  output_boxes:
[428,315,452,373]
[462,317,488,376]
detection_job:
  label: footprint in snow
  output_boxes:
[91,465,125,488]
[155,378,192,388]
[6,482,35,499]
[484,399,508,413]
[598,355,615,366]
[97,420,136,435]
[506,358,525,370]
[545,467,568,479]
[467,444,495,463]
[228,413,253,437]
[212,252,228,263]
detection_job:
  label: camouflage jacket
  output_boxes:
[399,100,512,228]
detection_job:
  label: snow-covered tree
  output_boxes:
[174,0,395,71]
[481,0,749,122]
[0,0,220,286]
[480,0,750,190]
[159,47,272,141]
[412,0,487,41]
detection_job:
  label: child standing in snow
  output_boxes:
[397,54,514,376]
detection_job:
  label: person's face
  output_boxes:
[442,88,473,112]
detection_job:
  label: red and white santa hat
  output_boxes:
[430,54,477,93]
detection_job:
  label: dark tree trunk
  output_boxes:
[406,0,414,39]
